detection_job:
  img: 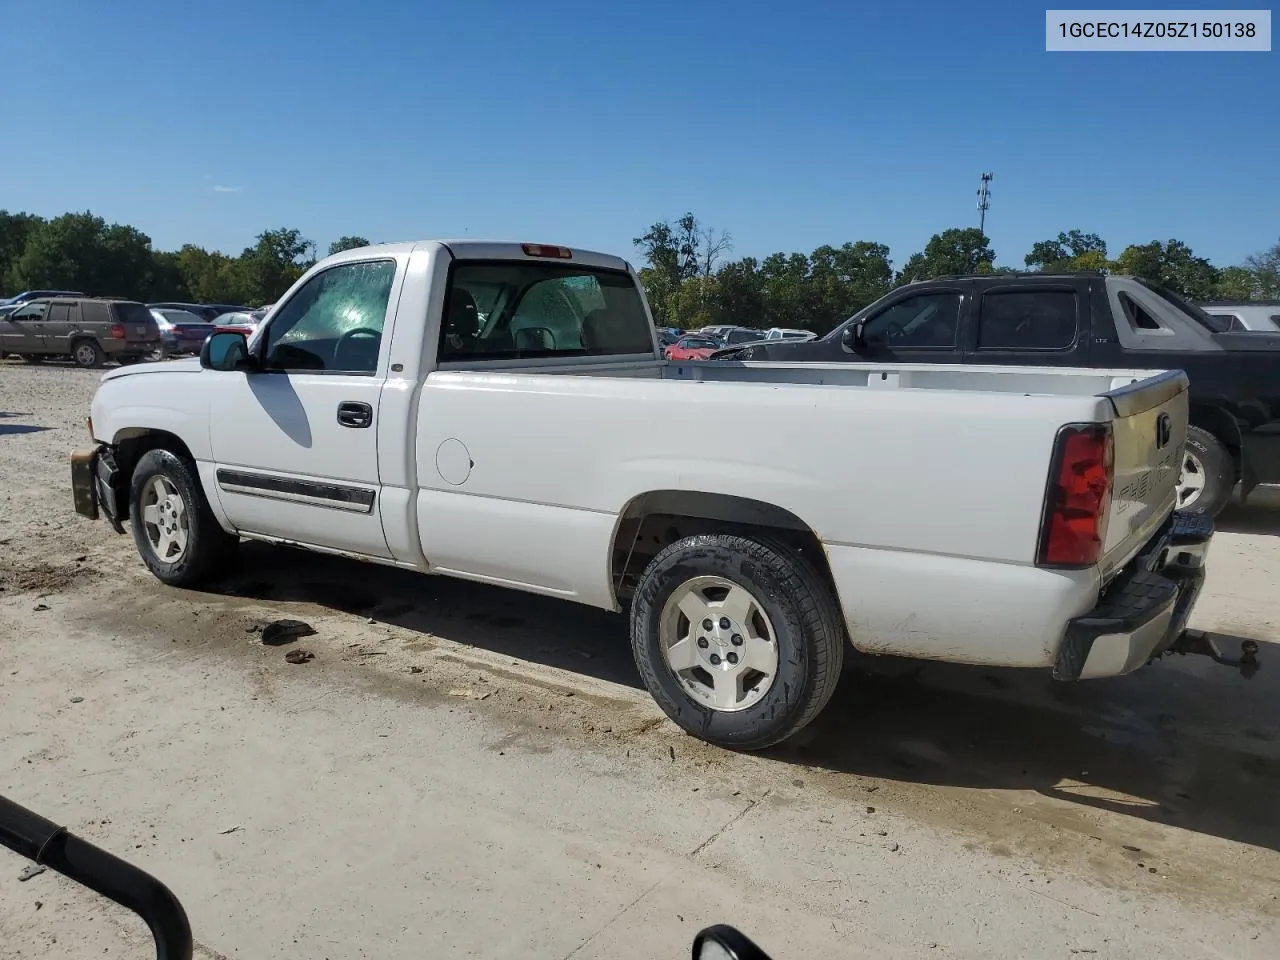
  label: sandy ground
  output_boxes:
[1,359,1278,960]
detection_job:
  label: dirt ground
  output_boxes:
[1,360,1278,960]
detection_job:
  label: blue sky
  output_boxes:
[1,0,1275,270]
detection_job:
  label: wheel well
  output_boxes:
[1189,404,1242,470]
[610,491,837,603]
[112,429,196,485]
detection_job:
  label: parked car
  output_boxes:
[715,272,1280,515]
[0,288,86,306]
[150,308,213,358]
[718,327,767,347]
[1198,301,1280,333]
[211,311,262,336]
[72,240,1222,751]
[0,297,159,367]
[147,302,221,323]
[763,327,817,341]
[664,334,722,360]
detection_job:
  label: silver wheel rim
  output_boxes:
[1178,451,1206,508]
[659,576,779,712]
[140,476,189,563]
[75,343,95,365]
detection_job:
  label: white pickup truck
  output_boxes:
[72,240,1217,749]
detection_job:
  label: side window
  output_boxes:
[47,303,71,324]
[263,260,397,374]
[977,290,1078,351]
[81,301,110,324]
[1118,293,1165,332]
[13,303,48,320]
[861,293,961,348]
[441,263,653,361]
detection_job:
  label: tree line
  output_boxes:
[0,209,371,307]
[3,207,1277,333]
[634,216,1280,332]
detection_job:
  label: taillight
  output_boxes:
[521,243,573,259]
[1037,423,1114,568]
[110,323,126,339]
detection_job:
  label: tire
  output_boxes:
[630,533,845,751]
[128,449,237,586]
[72,339,105,368]
[1179,426,1234,516]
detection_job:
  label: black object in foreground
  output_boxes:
[3,791,773,960]
[0,793,194,960]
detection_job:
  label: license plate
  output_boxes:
[134,325,148,337]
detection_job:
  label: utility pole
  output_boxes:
[977,172,993,236]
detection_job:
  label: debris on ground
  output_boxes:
[32,603,49,612]
[69,696,84,703]
[447,688,493,701]
[18,865,47,882]
[261,619,316,646]
[219,825,243,835]
[284,649,314,664]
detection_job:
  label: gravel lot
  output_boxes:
[2,359,1278,959]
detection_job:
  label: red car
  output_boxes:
[664,334,721,360]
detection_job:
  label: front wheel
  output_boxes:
[630,533,845,750]
[129,449,237,586]
[1179,426,1234,516]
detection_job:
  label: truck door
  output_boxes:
[855,286,967,363]
[963,282,1090,367]
[206,257,404,559]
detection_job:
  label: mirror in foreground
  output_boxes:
[200,331,250,371]
[693,924,774,960]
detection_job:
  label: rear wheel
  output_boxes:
[1179,426,1234,516]
[72,339,105,368]
[630,533,844,750]
[129,449,237,586]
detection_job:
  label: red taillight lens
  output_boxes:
[1037,423,1114,568]
[521,243,573,259]
[110,323,126,339]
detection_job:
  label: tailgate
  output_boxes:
[1100,370,1188,579]
[114,303,160,342]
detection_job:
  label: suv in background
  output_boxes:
[1199,301,1280,333]
[714,272,1280,515]
[0,289,86,306]
[0,297,160,367]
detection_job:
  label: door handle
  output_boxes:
[337,401,373,428]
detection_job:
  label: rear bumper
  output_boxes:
[1053,510,1212,680]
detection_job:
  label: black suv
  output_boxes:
[715,273,1280,515]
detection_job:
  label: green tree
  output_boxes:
[12,211,155,297]
[806,241,893,331]
[238,227,313,305]
[897,228,994,284]
[1245,238,1280,299]
[1025,230,1107,272]
[1110,239,1219,300]
[328,235,370,256]
[1212,266,1258,300]
[0,210,46,290]
[175,244,250,304]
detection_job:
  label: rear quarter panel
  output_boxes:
[410,372,1111,664]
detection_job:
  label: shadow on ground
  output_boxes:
[207,541,1279,855]
[1218,485,1280,535]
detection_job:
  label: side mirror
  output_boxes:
[693,925,773,960]
[200,331,253,371]
[840,321,867,353]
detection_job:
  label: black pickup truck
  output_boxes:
[715,273,1280,515]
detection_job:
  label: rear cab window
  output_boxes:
[113,302,156,326]
[440,261,654,361]
[976,289,1079,351]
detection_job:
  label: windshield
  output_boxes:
[440,261,653,361]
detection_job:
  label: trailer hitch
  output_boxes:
[1170,630,1261,679]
